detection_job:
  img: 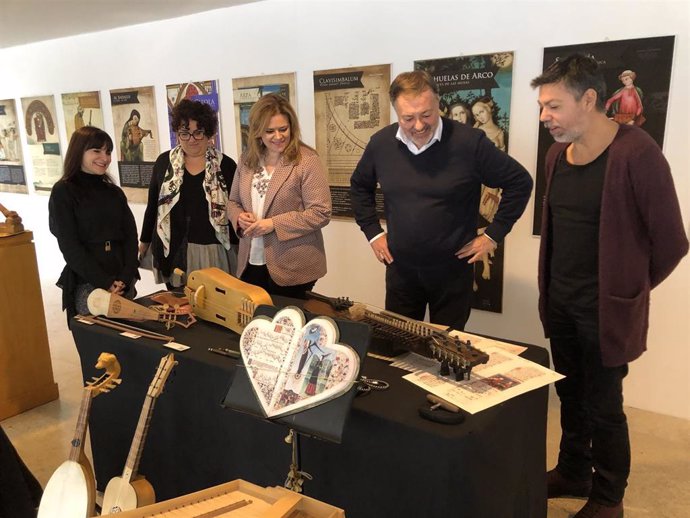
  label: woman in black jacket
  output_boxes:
[49,126,138,322]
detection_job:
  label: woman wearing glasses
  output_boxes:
[139,99,238,288]
[228,94,331,299]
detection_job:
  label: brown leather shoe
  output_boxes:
[547,469,592,499]
[573,499,624,518]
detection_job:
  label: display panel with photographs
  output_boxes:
[0,99,27,194]
[313,64,391,218]
[232,72,296,158]
[532,36,675,234]
[416,51,515,313]
[21,95,62,193]
[61,91,104,143]
[166,80,222,151]
[110,86,160,203]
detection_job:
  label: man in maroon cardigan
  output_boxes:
[531,54,688,518]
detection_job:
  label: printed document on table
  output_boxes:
[397,346,563,414]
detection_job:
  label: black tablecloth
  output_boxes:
[72,302,549,518]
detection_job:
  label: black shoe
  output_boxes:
[573,499,624,518]
[547,469,592,499]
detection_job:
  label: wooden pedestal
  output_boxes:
[0,231,59,420]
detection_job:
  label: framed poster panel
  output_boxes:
[0,99,27,194]
[20,95,62,193]
[61,91,104,142]
[416,51,515,313]
[313,64,390,219]
[166,80,222,151]
[110,86,160,203]
[532,36,675,235]
[232,72,295,158]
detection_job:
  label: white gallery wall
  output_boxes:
[1,0,688,418]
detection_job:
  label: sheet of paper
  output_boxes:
[165,342,190,351]
[398,347,563,414]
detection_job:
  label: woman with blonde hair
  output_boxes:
[228,94,331,298]
[472,97,506,151]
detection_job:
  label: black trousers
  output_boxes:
[241,264,316,300]
[385,259,473,330]
[548,296,630,505]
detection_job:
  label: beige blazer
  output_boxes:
[228,146,331,286]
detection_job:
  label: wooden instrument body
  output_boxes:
[37,353,121,518]
[37,457,96,518]
[0,203,24,235]
[102,476,155,514]
[101,353,176,514]
[304,292,489,378]
[87,289,193,329]
[184,267,273,334]
[88,289,161,321]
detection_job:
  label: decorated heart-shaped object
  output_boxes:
[240,306,360,418]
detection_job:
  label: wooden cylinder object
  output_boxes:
[0,231,59,420]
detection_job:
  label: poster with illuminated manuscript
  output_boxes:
[314,64,390,218]
[532,36,675,235]
[166,80,222,151]
[109,86,160,203]
[0,99,27,194]
[61,91,104,142]
[20,95,62,193]
[232,72,296,157]
[415,51,515,313]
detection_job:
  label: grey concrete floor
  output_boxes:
[2,273,689,517]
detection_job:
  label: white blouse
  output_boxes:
[248,166,272,265]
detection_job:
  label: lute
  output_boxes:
[101,353,177,514]
[37,353,122,518]
[184,267,273,334]
[87,288,195,330]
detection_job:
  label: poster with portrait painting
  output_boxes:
[0,99,27,194]
[415,51,515,314]
[20,95,62,193]
[109,86,160,203]
[532,36,675,235]
[61,91,104,142]
[313,64,391,218]
[232,73,296,158]
[166,80,222,151]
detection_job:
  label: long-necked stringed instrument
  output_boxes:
[305,292,489,380]
[184,267,273,334]
[101,353,177,515]
[87,289,195,330]
[37,353,121,518]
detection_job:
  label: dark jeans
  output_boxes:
[385,259,473,330]
[548,297,630,505]
[241,264,316,300]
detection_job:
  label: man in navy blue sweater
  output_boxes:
[350,71,532,329]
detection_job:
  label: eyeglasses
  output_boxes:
[177,129,206,141]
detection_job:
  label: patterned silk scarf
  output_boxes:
[156,145,230,256]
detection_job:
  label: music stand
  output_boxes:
[222,305,370,491]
